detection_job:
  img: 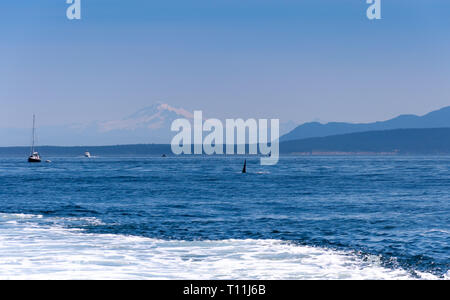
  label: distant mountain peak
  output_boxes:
[281,106,450,142]
[127,103,194,120]
[99,103,193,132]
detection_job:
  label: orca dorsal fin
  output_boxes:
[242,160,247,173]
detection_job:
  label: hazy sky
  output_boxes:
[1,0,450,128]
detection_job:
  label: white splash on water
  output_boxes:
[0,213,445,280]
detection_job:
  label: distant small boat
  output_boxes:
[28,115,41,163]
[84,152,91,158]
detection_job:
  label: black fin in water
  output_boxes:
[242,160,247,173]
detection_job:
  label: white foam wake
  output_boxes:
[0,213,445,280]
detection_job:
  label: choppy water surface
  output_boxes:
[0,156,448,279]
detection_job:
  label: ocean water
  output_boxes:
[0,156,448,279]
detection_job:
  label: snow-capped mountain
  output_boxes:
[98,103,193,133]
[0,103,296,146]
[0,103,194,146]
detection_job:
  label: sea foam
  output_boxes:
[0,213,444,280]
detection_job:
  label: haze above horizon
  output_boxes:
[1,0,449,129]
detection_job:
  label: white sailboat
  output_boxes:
[28,115,41,163]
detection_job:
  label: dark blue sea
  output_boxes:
[0,155,448,279]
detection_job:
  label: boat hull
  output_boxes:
[28,157,41,163]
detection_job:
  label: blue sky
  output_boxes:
[1,0,450,128]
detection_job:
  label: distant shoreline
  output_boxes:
[2,128,450,156]
[291,151,400,156]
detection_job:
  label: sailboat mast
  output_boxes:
[31,114,35,154]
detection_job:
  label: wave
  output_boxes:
[0,213,446,280]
